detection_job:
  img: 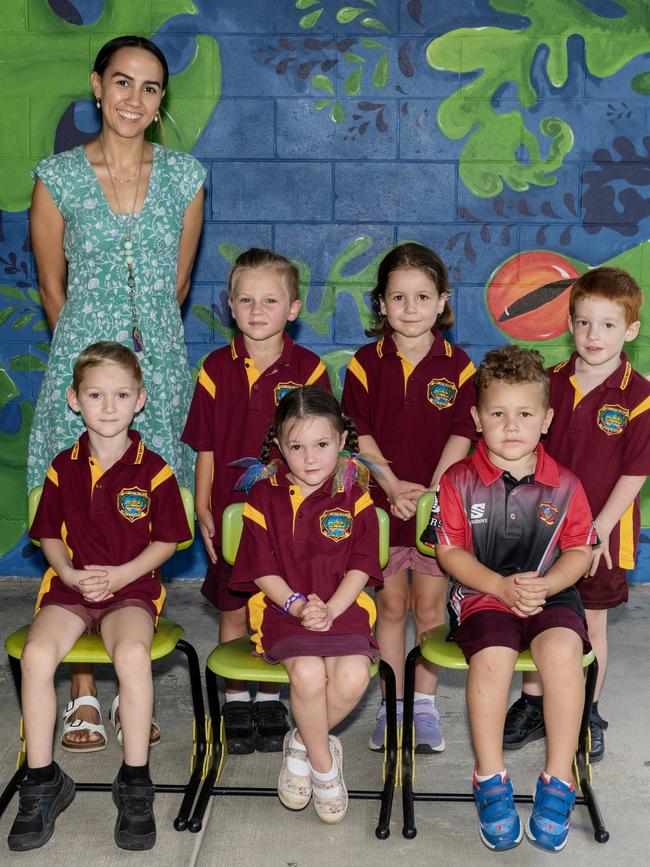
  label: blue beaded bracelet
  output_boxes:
[283,592,308,614]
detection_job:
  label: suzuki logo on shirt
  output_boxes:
[470,502,487,524]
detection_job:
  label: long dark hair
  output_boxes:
[367,242,454,337]
[259,386,359,462]
[93,35,169,90]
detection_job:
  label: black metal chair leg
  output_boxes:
[575,659,609,843]
[188,667,223,832]
[171,639,207,831]
[375,660,397,839]
[401,646,421,839]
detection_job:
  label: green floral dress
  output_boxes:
[28,144,206,490]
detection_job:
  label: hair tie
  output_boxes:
[229,458,279,493]
[332,450,385,497]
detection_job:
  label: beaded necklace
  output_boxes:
[99,136,146,353]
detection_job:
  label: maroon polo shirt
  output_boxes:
[424,439,596,628]
[341,329,476,545]
[545,353,650,570]
[181,331,330,544]
[229,470,382,659]
[31,430,191,615]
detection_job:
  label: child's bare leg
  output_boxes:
[375,570,409,696]
[410,571,446,694]
[219,606,248,693]
[467,646,518,774]
[101,607,154,767]
[63,663,103,747]
[520,670,543,696]
[324,656,370,729]
[22,607,86,767]
[531,627,584,782]
[282,656,330,771]
[584,608,607,701]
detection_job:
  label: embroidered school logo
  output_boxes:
[427,378,457,410]
[117,487,150,522]
[320,509,353,542]
[537,502,560,526]
[597,404,629,436]
[274,382,301,405]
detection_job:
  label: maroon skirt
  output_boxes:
[262,632,378,664]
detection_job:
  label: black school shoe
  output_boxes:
[223,700,255,754]
[7,763,75,851]
[254,700,291,752]
[502,696,546,750]
[589,712,605,763]
[112,773,156,850]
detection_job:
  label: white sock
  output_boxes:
[476,768,506,783]
[286,731,309,775]
[542,770,572,789]
[310,750,340,800]
[255,692,280,703]
[225,690,250,703]
[414,691,436,709]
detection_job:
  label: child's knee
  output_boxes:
[338,660,370,698]
[376,588,409,624]
[111,639,152,675]
[411,593,445,627]
[289,658,325,695]
[20,638,59,677]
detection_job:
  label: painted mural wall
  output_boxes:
[1,0,649,580]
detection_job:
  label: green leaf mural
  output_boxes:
[0,0,220,212]
[427,0,649,197]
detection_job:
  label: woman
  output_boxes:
[28,35,206,751]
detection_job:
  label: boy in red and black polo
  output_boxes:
[8,343,190,853]
[181,248,330,753]
[508,267,650,761]
[423,345,596,852]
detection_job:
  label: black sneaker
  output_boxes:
[591,706,609,730]
[589,712,605,763]
[112,774,156,850]
[254,700,290,752]
[223,700,255,754]
[503,697,546,750]
[7,764,75,851]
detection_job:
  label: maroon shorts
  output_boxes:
[201,549,250,612]
[453,606,591,664]
[43,598,155,635]
[383,545,445,579]
[576,561,628,610]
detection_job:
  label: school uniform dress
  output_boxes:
[341,329,476,547]
[181,331,330,609]
[546,353,650,608]
[229,471,382,663]
[30,430,191,624]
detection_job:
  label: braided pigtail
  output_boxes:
[342,414,359,455]
[259,425,277,463]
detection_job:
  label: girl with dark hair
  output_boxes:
[28,35,206,752]
[229,386,383,824]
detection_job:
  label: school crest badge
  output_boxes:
[597,404,629,436]
[427,378,457,410]
[320,509,353,542]
[274,382,301,405]
[537,502,560,526]
[117,487,150,522]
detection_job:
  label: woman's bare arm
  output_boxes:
[176,187,205,306]
[30,179,67,330]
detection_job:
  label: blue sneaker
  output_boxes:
[473,771,523,851]
[369,700,403,751]
[526,774,576,852]
[413,699,445,753]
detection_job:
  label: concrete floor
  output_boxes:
[0,576,648,866]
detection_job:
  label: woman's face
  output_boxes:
[91,47,165,139]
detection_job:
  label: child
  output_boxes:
[8,342,190,852]
[181,248,331,754]
[423,345,596,852]
[341,242,475,752]
[229,386,382,824]
[505,267,650,761]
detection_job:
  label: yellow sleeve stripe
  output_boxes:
[459,361,475,389]
[629,394,650,422]
[354,491,373,516]
[151,465,173,492]
[306,361,326,385]
[46,465,59,486]
[553,360,569,373]
[198,366,216,399]
[347,357,368,391]
[243,502,267,530]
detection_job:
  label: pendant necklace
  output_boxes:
[100,136,146,353]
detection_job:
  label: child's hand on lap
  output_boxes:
[80,564,127,602]
[300,594,333,631]
[59,566,109,598]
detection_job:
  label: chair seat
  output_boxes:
[4,616,184,664]
[207,635,379,683]
[420,624,595,672]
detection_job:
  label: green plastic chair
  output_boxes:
[189,503,399,839]
[400,491,608,844]
[0,486,207,833]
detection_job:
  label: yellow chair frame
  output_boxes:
[0,487,207,833]
[398,492,608,843]
[187,503,399,839]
